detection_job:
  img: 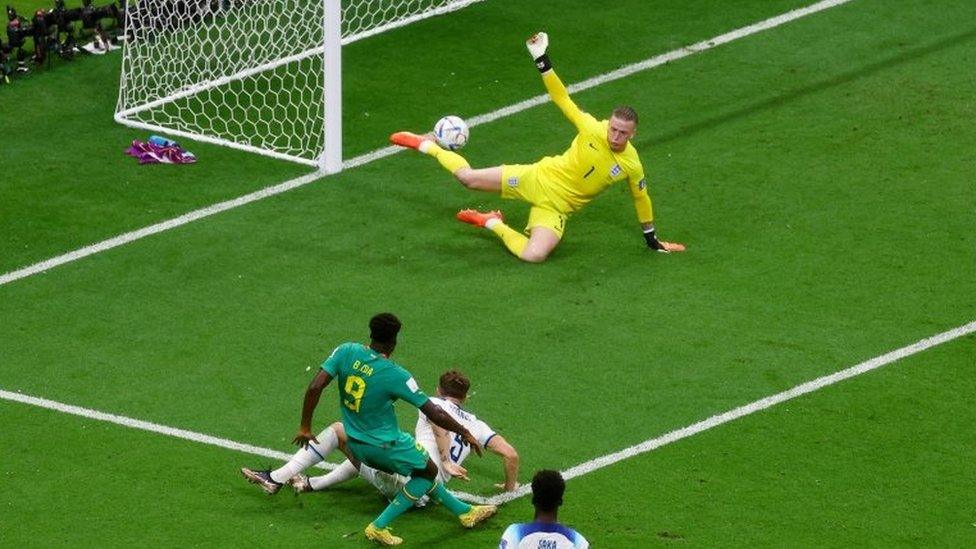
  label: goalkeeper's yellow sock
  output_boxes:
[487,219,528,258]
[424,142,470,174]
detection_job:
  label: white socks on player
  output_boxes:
[308,459,359,491]
[485,217,502,230]
[269,426,339,484]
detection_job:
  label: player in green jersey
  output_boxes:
[241,313,496,546]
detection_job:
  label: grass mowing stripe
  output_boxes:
[482,319,976,506]
[467,0,856,127]
[4,319,972,507]
[0,0,853,288]
[0,170,320,287]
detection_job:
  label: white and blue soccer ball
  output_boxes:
[433,115,469,151]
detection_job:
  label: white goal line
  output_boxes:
[0,0,855,288]
[2,319,973,506]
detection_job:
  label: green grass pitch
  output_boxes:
[2,0,974,546]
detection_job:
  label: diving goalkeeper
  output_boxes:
[390,31,685,263]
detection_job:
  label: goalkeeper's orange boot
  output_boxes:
[389,131,429,150]
[456,209,504,228]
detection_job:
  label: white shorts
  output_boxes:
[358,465,408,501]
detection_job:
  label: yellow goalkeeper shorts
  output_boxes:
[526,206,566,238]
[500,164,568,238]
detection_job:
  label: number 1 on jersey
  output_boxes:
[343,375,366,413]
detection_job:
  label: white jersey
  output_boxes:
[415,396,497,484]
[500,522,589,549]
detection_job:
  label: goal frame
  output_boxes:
[114,0,487,173]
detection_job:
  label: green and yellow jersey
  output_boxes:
[534,70,654,223]
[321,342,429,446]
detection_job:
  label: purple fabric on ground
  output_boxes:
[125,140,197,164]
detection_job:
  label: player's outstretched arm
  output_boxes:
[294,369,333,448]
[432,423,470,480]
[486,435,519,491]
[526,31,587,127]
[642,222,686,253]
[420,400,483,457]
[629,175,685,253]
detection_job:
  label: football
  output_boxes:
[433,115,469,151]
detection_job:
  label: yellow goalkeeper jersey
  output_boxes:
[535,70,654,223]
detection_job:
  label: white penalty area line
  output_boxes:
[483,319,976,506]
[2,319,973,507]
[0,389,312,465]
[0,387,490,504]
[0,0,854,288]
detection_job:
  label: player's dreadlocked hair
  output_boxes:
[612,105,639,125]
[438,370,471,399]
[369,313,401,345]
[531,469,565,513]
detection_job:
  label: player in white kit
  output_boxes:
[500,470,589,549]
[290,370,520,500]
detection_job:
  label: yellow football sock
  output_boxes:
[489,222,528,258]
[426,143,470,174]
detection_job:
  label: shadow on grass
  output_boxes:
[647,27,976,147]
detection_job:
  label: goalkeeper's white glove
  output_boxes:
[526,32,549,59]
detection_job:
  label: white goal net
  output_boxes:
[115,0,485,170]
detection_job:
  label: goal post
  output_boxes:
[321,0,341,173]
[115,0,486,172]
